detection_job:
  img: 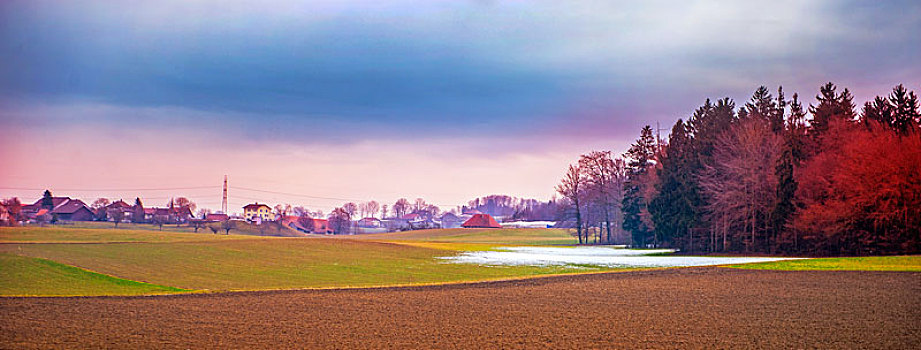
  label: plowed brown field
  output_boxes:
[2,267,919,349]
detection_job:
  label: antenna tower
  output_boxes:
[221,175,228,214]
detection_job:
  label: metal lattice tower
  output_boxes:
[221,175,228,214]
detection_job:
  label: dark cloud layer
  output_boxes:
[1,0,919,144]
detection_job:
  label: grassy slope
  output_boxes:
[0,226,254,243]
[51,221,304,237]
[0,227,596,295]
[729,255,921,271]
[0,253,186,296]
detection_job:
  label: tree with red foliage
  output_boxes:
[1,198,23,226]
[794,120,921,254]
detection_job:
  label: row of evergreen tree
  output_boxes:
[560,83,921,255]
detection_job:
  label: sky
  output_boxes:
[1,0,920,214]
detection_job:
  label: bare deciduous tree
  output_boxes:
[413,198,427,213]
[190,219,207,233]
[221,219,235,235]
[151,214,168,231]
[274,204,292,220]
[579,151,626,244]
[556,164,586,244]
[329,207,351,234]
[360,201,380,219]
[393,198,410,218]
[173,197,196,212]
[699,118,781,251]
[91,198,110,211]
[292,206,309,217]
[107,208,125,228]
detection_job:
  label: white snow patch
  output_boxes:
[441,246,801,268]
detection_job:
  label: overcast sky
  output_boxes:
[1,0,919,213]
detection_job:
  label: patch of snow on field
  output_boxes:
[442,246,800,268]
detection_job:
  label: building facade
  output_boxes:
[243,203,273,222]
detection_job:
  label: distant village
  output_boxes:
[0,190,560,235]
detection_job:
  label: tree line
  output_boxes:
[558,83,921,255]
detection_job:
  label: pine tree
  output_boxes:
[684,98,736,249]
[809,82,856,140]
[649,120,700,247]
[861,96,891,130]
[773,133,797,252]
[689,98,737,161]
[741,86,780,131]
[774,86,787,133]
[622,126,656,247]
[41,190,54,209]
[769,87,795,251]
[133,197,145,224]
[787,93,808,162]
[889,84,920,134]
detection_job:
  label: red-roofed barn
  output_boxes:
[461,213,501,228]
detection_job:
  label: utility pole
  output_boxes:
[221,175,228,214]
[655,121,668,157]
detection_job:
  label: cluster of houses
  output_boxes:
[4,192,198,225]
[1,191,506,234]
[240,202,502,234]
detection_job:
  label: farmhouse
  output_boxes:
[143,205,193,224]
[22,197,94,221]
[439,212,463,228]
[357,217,382,228]
[97,200,134,221]
[461,213,501,228]
[243,203,272,222]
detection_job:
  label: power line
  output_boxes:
[232,186,465,208]
[233,186,361,202]
[0,186,219,192]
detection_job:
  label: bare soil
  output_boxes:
[1,267,919,349]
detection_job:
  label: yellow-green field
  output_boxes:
[729,255,921,271]
[3,226,916,297]
[54,220,302,237]
[0,226,591,296]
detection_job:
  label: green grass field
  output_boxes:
[0,253,187,296]
[0,226,593,296]
[0,226,255,243]
[729,255,921,271]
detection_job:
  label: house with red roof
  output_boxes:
[205,213,229,222]
[461,213,501,228]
